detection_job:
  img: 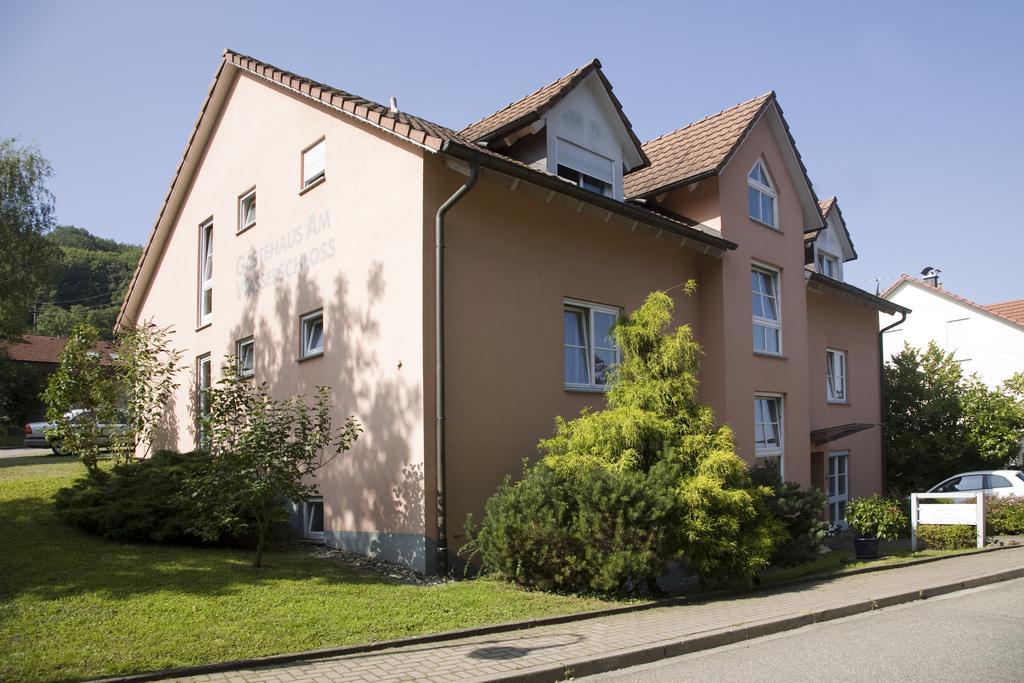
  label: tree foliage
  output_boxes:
[0,138,60,340]
[43,321,182,477]
[33,226,142,340]
[188,360,362,567]
[469,290,779,593]
[884,342,1024,495]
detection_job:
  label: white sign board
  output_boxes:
[910,492,986,551]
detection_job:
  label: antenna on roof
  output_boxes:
[389,97,399,115]
[868,275,891,296]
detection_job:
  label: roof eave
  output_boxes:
[806,272,910,316]
[441,140,736,256]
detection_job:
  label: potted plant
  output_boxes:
[845,494,907,559]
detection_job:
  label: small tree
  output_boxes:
[43,321,182,477]
[110,322,182,464]
[189,360,361,567]
[42,324,116,477]
[884,342,1024,495]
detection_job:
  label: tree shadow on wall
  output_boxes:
[221,248,425,570]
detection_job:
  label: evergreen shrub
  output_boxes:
[750,464,828,566]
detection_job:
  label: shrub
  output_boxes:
[468,291,779,593]
[986,496,1024,535]
[916,524,977,550]
[846,495,907,541]
[750,463,828,566]
[468,462,674,594]
[55,450,220,543]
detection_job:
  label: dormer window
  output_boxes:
[817,252,840,279]
[555,138,613,197]
[748,160,778,228]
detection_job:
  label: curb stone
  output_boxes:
[91,545,1024,683]
[482,565,1024,683]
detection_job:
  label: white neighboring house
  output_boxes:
[880,272,1024,388]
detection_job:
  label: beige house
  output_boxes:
[118,50,907,574]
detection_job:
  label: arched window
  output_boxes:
[748,160,777,228]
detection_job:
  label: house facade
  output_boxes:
[118,51,906,574]
[881,275,1024,388]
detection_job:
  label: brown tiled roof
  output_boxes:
[811,195,858,259]
[460,60,599,141]
[984,299,1024,325]
[225,50,459,150]
[459,59,648,170]
[883,276,1024,331]
[0,335,115,364]
[624,92,774,198]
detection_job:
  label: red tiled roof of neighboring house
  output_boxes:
[882,276,1024,331]
[0,334,115,364]
[623,93,774,199]
[984,299,1024,326]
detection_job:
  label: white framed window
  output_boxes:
[828,451,849,526]
[747,159,777,228]
[198,220,213,325]
[238,188,256,232]
[564,299,620,390]
[303,497,325,540]
[300,309,324,359]
[236,337,254,378]
[555,138,613,197]
[197,353,212,446]
[826,348,847,403]
[817,251,839,279]
[301,138,326,189]
[752,266,781,355]
[754,394,784,457]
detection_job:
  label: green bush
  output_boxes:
[916,524,977,550]
[846,495,907,541]
[54,450,227,543]
[468,462,674,593]
[986,496,1024,535]
[750,464,828,566]
[467,291,779,593]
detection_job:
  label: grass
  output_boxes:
[761,545,983,585]
[0,457,617,682]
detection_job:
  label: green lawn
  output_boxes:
[760,544,981,585]
[0,457,616,682]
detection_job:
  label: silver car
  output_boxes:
[23,409,127,455]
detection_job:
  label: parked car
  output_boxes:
[926,470,1024,498]
[23,409,127,455]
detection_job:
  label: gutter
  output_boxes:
[878,308,909,493]
[434,153,481,576]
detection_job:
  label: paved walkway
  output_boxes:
[174,547,1024,683]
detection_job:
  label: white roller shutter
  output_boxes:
[556,138,613,184]
[303,139,326,186]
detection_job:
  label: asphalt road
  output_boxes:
[586,576,1024,682]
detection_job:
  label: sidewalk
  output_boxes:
[161,547,1024,683]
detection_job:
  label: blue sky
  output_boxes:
[2,0,1021,303]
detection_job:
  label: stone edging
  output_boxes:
[92,543,1024,682]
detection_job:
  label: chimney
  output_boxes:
[920,266,942,288]
[389,97,399,115]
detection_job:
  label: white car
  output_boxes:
[927,470,1024,498]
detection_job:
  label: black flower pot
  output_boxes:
[854,536,879,559]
